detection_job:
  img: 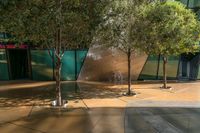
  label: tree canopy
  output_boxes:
[134,0,200,88]
[134,0,200,56]
[96,0,151,54]
[0,0,106,49]
[95,0,152,95]
[0,0,107,106]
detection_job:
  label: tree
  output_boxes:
[96,0,151,95]
[134,0,200,88]
[0,0,105,106]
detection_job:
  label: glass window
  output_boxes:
[191,0,200,8]
[138,55,159,80]
[76,50,88,79]
[31,50,53,80]
[0,33,4,39]
[177,0,200,8]
[188,54,199,80]
[61,51,76,80]
[198,66,200,79]
[195,0,200,7]
[0,49,9,80]
[196,54,200,79]
[31,50,87,81]
[177,0,188,6]
[188,0,195,8]
[196,9,200,19]
[158,56,179,80]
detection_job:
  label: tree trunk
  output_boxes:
[56,57,62,106]
[163,56,167,89]
[127,49,132,95]
[54,0,63,106]
[55,8,62,106]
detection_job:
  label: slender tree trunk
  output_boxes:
[56,57,62,106]
[52,55,55,80]
[55,0,62,106]
[127,49,131,95]
[163,56,167,89]
[55,27,62,106]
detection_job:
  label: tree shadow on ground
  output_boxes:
[0,81,128,107]
[0,83,55,107]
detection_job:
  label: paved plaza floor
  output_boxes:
[0,80,200,133]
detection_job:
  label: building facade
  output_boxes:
[0,0,199,82]
[79,0,200,82]
[0,46,87,81]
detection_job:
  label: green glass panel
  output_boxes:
[194,0,200,7]
[198,66,200,79]
[197,54,200,79]
[177,0,200,8]
[189,0,195,8]
[0,49,9,80]
[138,55,159,80]
[31,50,53,80]
[177,0,188,6]
[0,33,4,39]
[158,56,179,80]
[61,51,75,80]
[76,50,88,79]
[189,54,200,80]
[196,9,200,20]
[189,0,200,8]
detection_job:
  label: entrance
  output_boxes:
[179,53,200,80]
[181,60,190,78]
[8,49,29,80]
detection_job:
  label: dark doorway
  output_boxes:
[179,53,200,80]
[181,60,189,78]
[8,49,29,80]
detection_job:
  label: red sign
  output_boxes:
[0,45,5,49]
[0,44,28,49]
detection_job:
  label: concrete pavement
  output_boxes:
[0,81,200,133]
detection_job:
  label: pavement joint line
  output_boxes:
[142,110,183,133]
[174,87,190,93]
[0,112,34,126]
[118,98,128,103]
[79,97,89,110]
[124,106,128,133]
[76,91,90,110]
[133,96,158,102]
[118,93,157,104]
[160,89,174,93]
[125,107,159,133]
[7,122,46,133]
[27,104,35,117]
[147,121,160,133]
[87,114,103,133]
